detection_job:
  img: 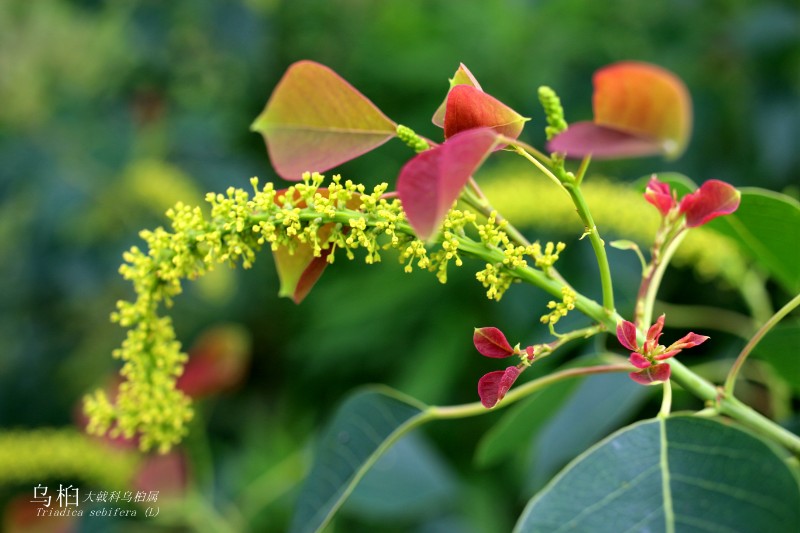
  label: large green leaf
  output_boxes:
[514,416,800,533]
[707,188,800,293]
[289,387,428,533]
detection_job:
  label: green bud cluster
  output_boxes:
[538,86,568,141]
[396,124,430,152]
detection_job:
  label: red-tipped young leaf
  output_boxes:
[397,127,502,241]
[473,327,515,358]
[478,366,521,408]
[679,179,741,227]
[644,176,677,216]
[444,85,528,142]
[629,353,652,369]
[629,363,671,385]
[251,60,397,181]
[432,63,483,128]
[548,122,665,159]
[667,332,710,352]
[616,320,640,352]
[593,61,692,159]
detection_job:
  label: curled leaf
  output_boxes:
[432,63,483,127]
[478,366,521,408]
[397,128,502,241]
[616,320,640,352]
[679,180,741,227]
[644,176,677,216]
[473,327,515,358]
[251,61,396,180]
[444,85,528,142]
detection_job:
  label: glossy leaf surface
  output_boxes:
[289,387,427,533]
[397,128,501,241]
[515,416,800,532]
[706,188,800,293]
[252,61,396,180]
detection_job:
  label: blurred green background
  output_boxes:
[1,0,798,531]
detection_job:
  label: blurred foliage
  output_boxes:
[0,0,797,531]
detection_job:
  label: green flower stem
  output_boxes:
[428,363,632,420]
[510,144,615,312]
[461,177,532,247]
[724,292,800,396]
[659,379,673,418]
[636,226,687,329]
[719,396,800,457]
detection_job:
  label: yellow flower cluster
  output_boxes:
[87,172,545,451]
[541,286,577,327]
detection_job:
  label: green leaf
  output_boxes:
[753,322,800,395]
[342,431,457,520]
[524,371,650,494]
[707,188,800,293]
[514,416,800,533]
[289,387,429,533]
[252,61,397,181]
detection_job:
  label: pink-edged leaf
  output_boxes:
[629,363,671,385]
[629,353,652,369]
[251,60,397,181]
[444,85,528,142]
[548,122,665,159]
[645,176,677,216]
[176,325,251,398]
[473,327,515,358]
[667,332,710,352]
[616,320,640,352]
[593,61,692,159]
[478,366,522,408]
[397,128,502,241]
[432,63,483,127]
[679,180,741,228]
[271,188,361,302]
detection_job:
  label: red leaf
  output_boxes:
[251,61,396,180]
[616,320,640,352]
[432,63,483,128]
[629,363,671,385]
[679,180,741,227]
[629,353,652,369]
[478,366,521,408]
[176,325,251,398]
[473,327,515,358]
[644,176,677,216]
[444,85,527,142]
[667,332,710,352]
[547,122,664,159]
[397,128,501,241]
[593,62,692,159]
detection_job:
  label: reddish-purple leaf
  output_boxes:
[616,320,640,352]
[629,353,652,369]
[645,176,677,216]
[432,63,483,128]
[629,363,671,385]
[176,326,251,398]
[444,85,528,142]
[548,122,664,159]
[478,366,522,408]
[679,180,741,228]
[251,60,397,181]
[397,128,502,241]
[473,327,515,358]
[667,332,710,352]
